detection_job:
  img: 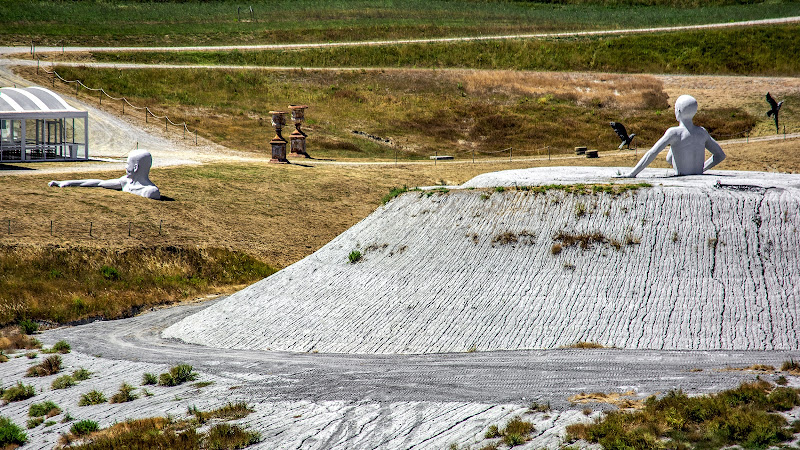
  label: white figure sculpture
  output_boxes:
[626,95,725,178]
[49,150,161,200]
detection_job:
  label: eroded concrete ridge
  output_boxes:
[164,167,800,354]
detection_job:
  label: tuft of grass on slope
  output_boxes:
[566,380,800,450]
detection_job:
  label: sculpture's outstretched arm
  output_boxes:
[49,177,125,190]
[703,134,726,172]
[627,131,675,178]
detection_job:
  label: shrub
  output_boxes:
[206,423,260,449]
[26,417,43,429]
[100,265,121,280]
[110,383,139,403]
[485,424,500,439]
[72,368,91,381]
[78,390,106,406]
[70,419,99,436]
[0,416,27,446]
[50,340,71,354]
[29,401,61,418]
[494,186,505,193]
[142,372,158,385]
[0,351,7,363]
[18,319,38,335]
[26,354,62,377]
[550,243,562,255]
[348,250,362,264]
[2,382,35,402]
[781,359,800,373]
[158,364,198,387]
[52,375,76,389]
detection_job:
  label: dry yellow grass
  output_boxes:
[568,390,646,409]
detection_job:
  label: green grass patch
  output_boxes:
[158,364,198,387]
[70,419,99,436]
[0,416,27,447]
[89,24,800,77]
[142,373,158,385]
[567,380,800,449]
[52,375,76,390]
[0,245,276,327]
[188,402,254,424]
[5,0,799,47]
[78,390,107,406]
[110,383,139,404]
[29,401,61,418]
[1,382,35,403]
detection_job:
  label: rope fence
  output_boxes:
[1,218,177,241]
[39,66,199,145]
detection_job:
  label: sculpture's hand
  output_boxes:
[48,181,60,187]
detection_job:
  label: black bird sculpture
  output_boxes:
[610,122,636,150]
[766,92,783,134]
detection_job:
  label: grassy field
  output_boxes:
[21,66,775,161]
[3,0,800,47]
[78,24,800,77]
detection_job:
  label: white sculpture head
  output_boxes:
[674,95,698,123]
[126,150,153,181]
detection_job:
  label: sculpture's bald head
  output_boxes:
[126,150,153,179]
[674,95,698,122]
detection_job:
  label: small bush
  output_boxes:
[26,417,43,429]
[158,364,198,387]
[25,352,37,359]
[78,390,106,406]
[18,319,38,335]
[50,340,71,354]
[494,186,505,193]
[2,382,34,403]
[503,416,535,437]
[70,419,99,436]
[0,351,7,363]
[52,375,76,389]
[485,424,500,439]
[110,383,139,403]
[142,372,158,385]
[781,359,800,373]
[574,202,586,217]
[348,250,362,264]
[100,265,121,280]
[503,433,525,447]
[551,243,562,255]
[72,368,91,381]
[26,354,62,377]
[29,401,61,418]
[205,423,260,449]
[0,416,27,446]
[776,375,788,386]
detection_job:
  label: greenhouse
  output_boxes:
[0,86,88,162]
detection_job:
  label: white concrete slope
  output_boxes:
[164,167,800,354]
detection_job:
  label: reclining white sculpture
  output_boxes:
[49,150,161,200]
[626,95,726,178]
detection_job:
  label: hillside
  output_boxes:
[164,167,800,354]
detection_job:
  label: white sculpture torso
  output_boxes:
[627,95,726,178]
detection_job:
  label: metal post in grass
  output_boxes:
[237,6,240,21]
[195,129,198,145]
[159,220,162,236]
[435,151,437,165]
[7,219,10,234]
[510,147,513,162]
[37,59,39,74]
[50,220,53,236]
[89,222,92,237]
[122,100,124,115]
[128,222,131,237]
[145,109,148,123]
[75,82,78,97]
[99,90,102,105]
[547,146,550,160]
[165,117,168,132]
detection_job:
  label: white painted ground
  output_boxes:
[165,167,800,354]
